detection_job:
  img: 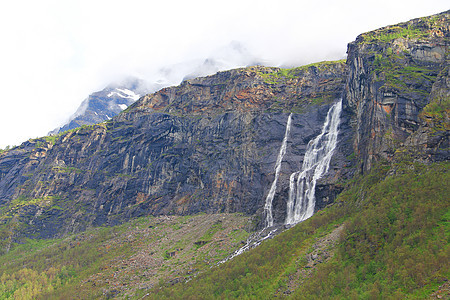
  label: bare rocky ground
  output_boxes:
[76,213,252,298]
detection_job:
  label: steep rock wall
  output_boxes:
[344,11,449,172]
[0,64,349,239]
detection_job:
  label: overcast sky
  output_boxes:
[0,0,448,148]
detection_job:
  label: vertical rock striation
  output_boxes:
[344,11,449,172]
[0,64,348,239]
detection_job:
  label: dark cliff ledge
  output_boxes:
[0,62,348,240]
[344,10,449,172]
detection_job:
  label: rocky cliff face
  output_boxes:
[0,11,448,242]
[344,11,449,172]
[0,63,349,239]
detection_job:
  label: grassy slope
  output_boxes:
[147,160,449,299]
[0,213,251,299]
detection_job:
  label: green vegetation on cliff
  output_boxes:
[373,52,439,95]
[256,59,346,85]
[361,11,448,44]
[420,94,450,133]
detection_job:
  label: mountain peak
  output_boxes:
[49,77,154,135]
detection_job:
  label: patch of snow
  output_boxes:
[106,89,140,101]
[116,88,140,101]
[107,91,122,98]
[118,104,128,110]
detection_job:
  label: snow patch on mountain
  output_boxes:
[107,88,140,101]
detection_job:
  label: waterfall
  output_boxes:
[264,114,292,228]
[285,100,342,225]
[219,102,341,263]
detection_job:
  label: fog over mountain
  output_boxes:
[0,0,448,148]
[50,41,263,134]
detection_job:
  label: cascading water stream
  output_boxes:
[285,100,342,225]
[219,115,291,263]
[219,102,341,263]
[217,228,278,265]
[264,114,292,228]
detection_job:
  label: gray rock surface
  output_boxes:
[0,64,349,239]
[1,11,448,242]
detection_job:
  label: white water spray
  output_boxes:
[285,100,342,225]
[264,114,292,228]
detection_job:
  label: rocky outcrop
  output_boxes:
[404,65,450,161]
[0,63,349,240]
[344,10,449,172]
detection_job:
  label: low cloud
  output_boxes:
[0,0,448,148]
